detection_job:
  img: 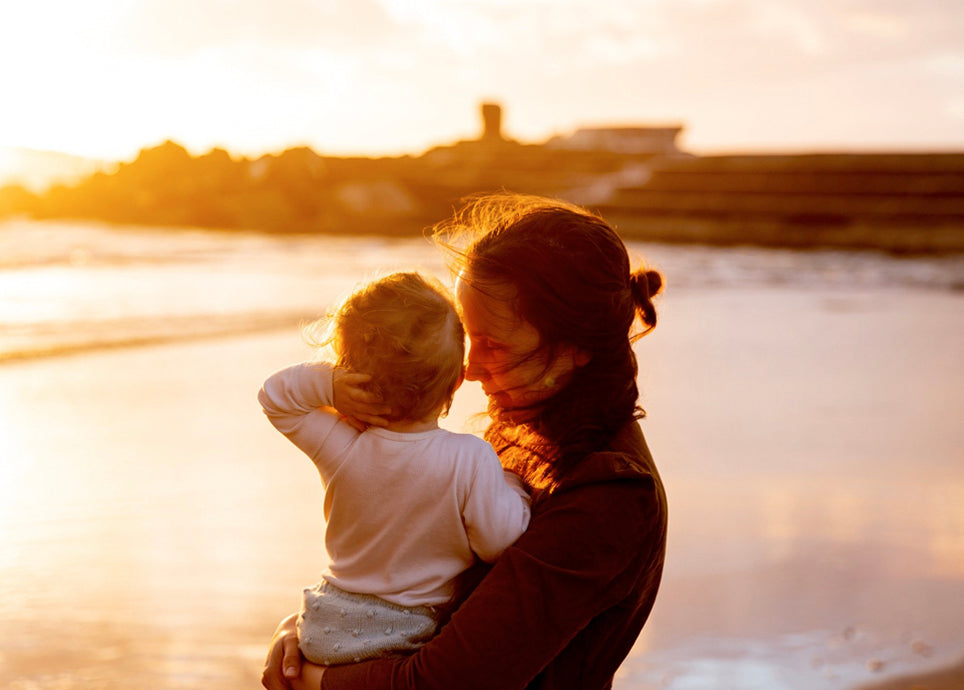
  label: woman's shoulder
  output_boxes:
[556,422,662,492]
[526,423,667,568]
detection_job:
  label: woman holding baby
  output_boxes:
[262,193,668,690]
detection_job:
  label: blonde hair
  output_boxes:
[310,272,465,423]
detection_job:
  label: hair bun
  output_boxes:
[630,268,663,332]
[630,269,663,303]
[645,269,662,298]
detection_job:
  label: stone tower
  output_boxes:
[480,102,504,141]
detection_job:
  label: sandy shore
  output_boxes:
[1,285,962,689]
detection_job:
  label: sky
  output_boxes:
[1,0,962,162]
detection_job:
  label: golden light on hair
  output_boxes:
[310,271,465,423]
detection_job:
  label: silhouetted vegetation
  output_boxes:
[2,125,963,253]
[0,137,651,237]
[0,184,38,216]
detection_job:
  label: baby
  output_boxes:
[258,271,530,665]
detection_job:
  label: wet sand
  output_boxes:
[853,658,964,690]
[1,286,962,689]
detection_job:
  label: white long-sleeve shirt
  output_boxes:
[258,362,531,607]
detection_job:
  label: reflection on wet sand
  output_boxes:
[1,235,962,689]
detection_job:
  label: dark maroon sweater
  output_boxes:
[322,422,667,690]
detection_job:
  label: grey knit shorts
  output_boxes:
[297,580,440,666]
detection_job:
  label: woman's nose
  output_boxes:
[464,360,485,382]
[464,347,487,382]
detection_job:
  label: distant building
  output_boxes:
[480,102,505,142]
[546,126,684,156]
[423,102,686,169]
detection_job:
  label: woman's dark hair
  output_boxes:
[434,193,663,491]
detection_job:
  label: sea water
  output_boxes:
[1,218,963,689]
[2,218,962,362]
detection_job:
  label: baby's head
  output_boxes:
[325,271,465,423]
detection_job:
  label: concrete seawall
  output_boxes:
[599,153,964,253]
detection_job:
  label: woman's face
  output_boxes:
[456,274,582,417]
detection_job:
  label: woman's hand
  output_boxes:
[262,614,303,689]
[261,613,327,690]
[332,368,392,429]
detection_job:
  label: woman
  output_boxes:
[262,193,668,690]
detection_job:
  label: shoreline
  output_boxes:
[0,310,310,365]
[7,212,964,255]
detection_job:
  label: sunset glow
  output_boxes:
[2,0,962,164]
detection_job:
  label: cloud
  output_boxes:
[110,0,403,57]
[843,11,906,40]
[926,52,964,77]
[4,0,962,156]
[948,97,964,120]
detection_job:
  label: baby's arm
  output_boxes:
[463,447,532,562]
[258,361,360,469]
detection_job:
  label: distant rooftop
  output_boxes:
[469,102,685,155]
[546,125,684,155]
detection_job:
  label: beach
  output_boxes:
[1,220,962,689]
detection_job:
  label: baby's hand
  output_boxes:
[332,368,392,428]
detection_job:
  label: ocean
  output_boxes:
[2,218,962,362]
[1,218,963,689]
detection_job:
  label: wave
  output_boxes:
[2,220,963,364]
[0,310,317,364]
[640,243,964,293]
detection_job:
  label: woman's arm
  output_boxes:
[320,477,662,689]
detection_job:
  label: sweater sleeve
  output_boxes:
[462,455,531,563]
[257,361,359,476]
[321,476,661,690]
